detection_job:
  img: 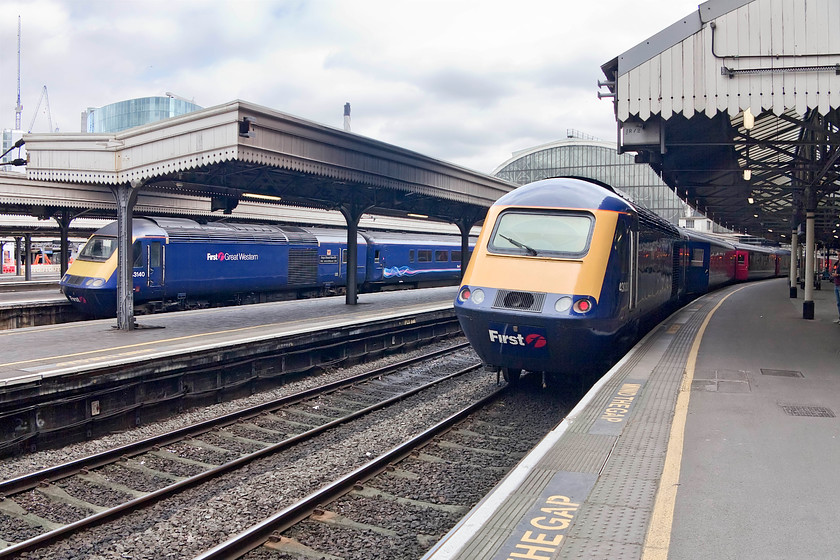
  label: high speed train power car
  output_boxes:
[454,177,788,384]
[61,217,472,317]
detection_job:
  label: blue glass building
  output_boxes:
[82,96,202,133]
[492,134,722,231]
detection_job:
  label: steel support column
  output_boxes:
[789,229,798,298]
[339,200,372,305]
[455,217,479,280]
[14,237,21,277]
[109,180,142,330]
[23,233,31,281]
[53,209,72,277]
[803,211,815,319]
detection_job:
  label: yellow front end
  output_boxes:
[461,205,619,300]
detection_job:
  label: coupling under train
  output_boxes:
[61,217,472,317]
[453,177,789,384]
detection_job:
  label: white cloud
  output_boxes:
[1,0,700,173]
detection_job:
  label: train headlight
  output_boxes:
[554,296,572,313]
[573,298,594,314]
[85,278,105,287]
[457,286,485,304]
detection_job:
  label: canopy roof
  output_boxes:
[601,0,840,246]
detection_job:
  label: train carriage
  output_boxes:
[680,230,737,296]
[454,177,788,385]
[61,218,472,317]
[735,243,778,281]
[454,177,681,382]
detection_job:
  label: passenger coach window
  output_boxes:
[435,250,448,262]
[79,236,118,262]
[409,250,415,263]
[418,250,432,262]
[150,242,162,267]
[133,242,144,267]
[489,211,593,257]
[452,250,462,262]
[691,249,704,267]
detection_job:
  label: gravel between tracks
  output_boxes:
[12,346,515,559]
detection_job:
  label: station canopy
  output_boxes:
[23,100,513,230]
[600,0,840,247]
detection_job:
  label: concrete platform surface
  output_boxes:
[425,278,840,560]
[0,286,458,386]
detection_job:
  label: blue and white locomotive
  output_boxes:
[61,217,471,317]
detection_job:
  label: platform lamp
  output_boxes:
[743,108,754,181]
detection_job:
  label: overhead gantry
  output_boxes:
[23,100,514,330]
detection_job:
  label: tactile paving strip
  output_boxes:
[539,432,617,473]
[560,536,642,560]
[564,502,650,548]
[435,286,729,560]
[585,473,659,510]
[554,290,718,558]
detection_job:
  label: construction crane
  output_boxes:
[27,85,55,133]
[15,16,22,131]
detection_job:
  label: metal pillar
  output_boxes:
[803,211,815,319]
[455,217,478,280]
[109,181,142,330]
[13,237,21,277]
[53,209,72,277]
[339,200,371,305]
[23,233,31,281]
[789,230,798,298]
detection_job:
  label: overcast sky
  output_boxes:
[2,0,700,174]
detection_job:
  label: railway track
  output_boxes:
[0,343,574,559]
[217,377,573,560]
[200,389,505,560]
[0,342,488,557]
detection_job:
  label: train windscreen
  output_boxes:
[488,211,593,258]
[78,236,118,262]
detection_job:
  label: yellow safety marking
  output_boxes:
[0,303,445,370]
[642,285,749,560]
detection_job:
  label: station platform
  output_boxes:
[0,286,459,387]
[425,277,840,560]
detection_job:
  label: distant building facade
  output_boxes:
[81,95,202,133]
[0,129,25,173]
[492,134,719,230]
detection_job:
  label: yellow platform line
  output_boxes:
[642,285,748,560]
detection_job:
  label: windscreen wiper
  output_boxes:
[499,234,538,256]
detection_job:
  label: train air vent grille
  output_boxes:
[492,290,545,313]
[288,248,318,285]
[64,274,85,286]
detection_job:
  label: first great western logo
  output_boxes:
[488,330,547,348]
[206,252,259,262]
[487,323,549,355]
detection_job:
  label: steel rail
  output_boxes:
[0,350,477,558]
[194,386,507,560]
[0,341,467,497]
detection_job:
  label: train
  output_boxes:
[453,177,789,385]
[60,217,472,317]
